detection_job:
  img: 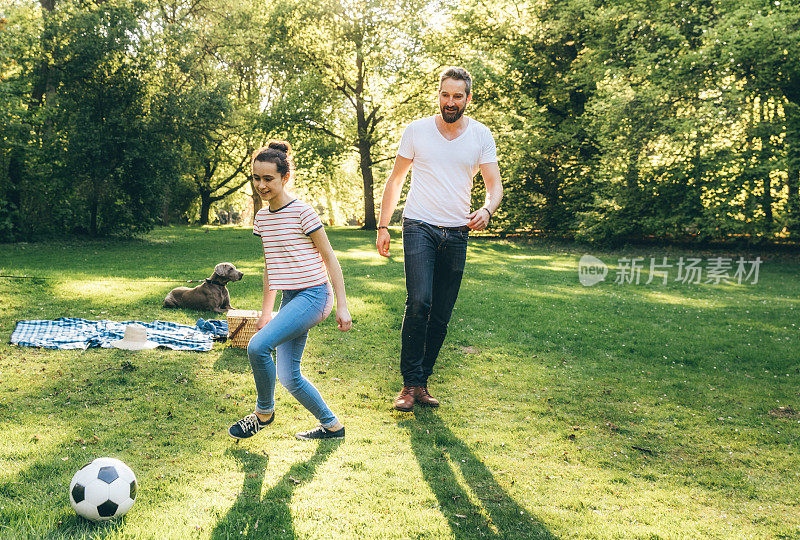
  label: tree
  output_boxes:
[173,83,255,225]
[144,0,269,225]
[256,0,437,229]
[450,0,800,244]
[4,0,180,237]
[575,0,717,243]
[715,2,800,234]
[449,0,598,234]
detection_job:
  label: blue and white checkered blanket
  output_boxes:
[11,318,215,351]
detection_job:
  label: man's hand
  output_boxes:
[466,207,491,231]
[376,228,391,257]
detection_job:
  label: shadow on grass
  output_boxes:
[211,440,342,539]
[399,411,554,539]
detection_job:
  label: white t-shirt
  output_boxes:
[397,115,497,227]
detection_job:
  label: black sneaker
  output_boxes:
[228,412,274,440]
[295,424,345,441]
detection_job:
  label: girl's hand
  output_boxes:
[256,312,273,330]
[336,306,352,332]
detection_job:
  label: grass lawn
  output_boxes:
[1,225,799,539]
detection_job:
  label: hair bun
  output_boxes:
[267,140,291,155]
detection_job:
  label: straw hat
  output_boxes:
[111,324,159,350]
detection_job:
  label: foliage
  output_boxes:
[2,0,800,242]
[146,0,268,226]
[451,0,800,244]
[1,0,182,238]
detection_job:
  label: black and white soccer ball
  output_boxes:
[69,457,137,521]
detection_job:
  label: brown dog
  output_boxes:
[163,262,243,313]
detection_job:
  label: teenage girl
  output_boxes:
[228,140,351,441]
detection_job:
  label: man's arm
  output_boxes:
[466,162,503,231]
[376,155,413,257]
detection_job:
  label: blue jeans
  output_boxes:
[400,218,468,387]
[247,282,338,428]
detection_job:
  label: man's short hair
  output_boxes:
[439,66,472,96]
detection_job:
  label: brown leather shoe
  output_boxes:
[415,386,440,408]
[394,386,416,411]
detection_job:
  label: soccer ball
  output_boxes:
[69,457,137,521]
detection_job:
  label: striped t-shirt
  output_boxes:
[253,199,328,290]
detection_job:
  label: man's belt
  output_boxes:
[432,224,470,232]
[405,218,470,232]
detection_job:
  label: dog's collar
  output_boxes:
[206,278,227,286]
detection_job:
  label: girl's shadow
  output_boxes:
[211,440,342,539]
[399,411,555,539]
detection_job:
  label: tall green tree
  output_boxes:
[448,0,598,234]
[450,0,799,244]
[257,0,437,229]
[715,2,800,234]
[3,0,179,237]
[146,0,267,225]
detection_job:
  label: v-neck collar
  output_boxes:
[434,115,470,143]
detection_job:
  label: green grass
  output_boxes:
[1,225,799,539]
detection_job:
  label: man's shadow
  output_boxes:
[400,412,554,539]
[211,440,342,539]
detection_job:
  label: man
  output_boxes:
[376,66,503,411]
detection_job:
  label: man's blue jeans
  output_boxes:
[247,283,338,429]
[400,218,468,387]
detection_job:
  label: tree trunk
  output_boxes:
[251,190,261,226]
[784,102,800,234]
[689,125,705,221]
[625,146,641,192]
[357,137,376,229]
[161,197,170,226]
[29,0,57,112]
[762,173,773,228]
[199,193,212,225]
[543,187,561,232]
[90,194,99,237]
[758,99,773,229]
[323,171,336,226]
[354,38,377,229]
[8,150,22,210]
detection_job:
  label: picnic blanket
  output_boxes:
[11,318,216,351]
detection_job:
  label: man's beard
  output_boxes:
[441,103,465,123]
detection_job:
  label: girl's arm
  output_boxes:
[256,266,277,330]
[309,228,352,332]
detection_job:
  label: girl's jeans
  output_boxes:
[247,282,337,428]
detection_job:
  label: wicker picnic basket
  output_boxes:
[226,309,261,349]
